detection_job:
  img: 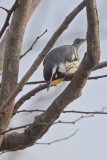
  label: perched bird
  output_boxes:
[43,38,86,90]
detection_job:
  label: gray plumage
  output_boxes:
[43,38,86,83]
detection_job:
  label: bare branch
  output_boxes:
[0,0,19,39]
[0,0,32,147]
[0,115,92,135]
[20,29,47,59]
[25,73,107,85]
[36,129,79,145]
[0,129,78,154]
[0,0,41,71]
[15,109,107,115]
[88,74,107,80]
[0,123,33,135]
[13,84,47,114]
[93,61,107,70]
[0,7,9,13]
[25,61,107,85]
[26,80,45,85]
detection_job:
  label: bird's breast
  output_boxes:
[65,60,79,74]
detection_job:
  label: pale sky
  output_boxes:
[0,0,107,160]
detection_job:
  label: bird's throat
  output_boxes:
[51,78,64,86]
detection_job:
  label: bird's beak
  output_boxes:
[47,81,51,91]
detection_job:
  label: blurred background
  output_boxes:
[0,0,107,160]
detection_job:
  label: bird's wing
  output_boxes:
[64,45,79,62]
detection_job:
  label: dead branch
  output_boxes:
[0,129,78,154]
[15,109,107,115]
[0,115,92,135]
[0,0,32,147]
[0,0,41,71]
[13,84,47,114]
[93,61,107,70]
[0,7,9,13]
[0,0,19,39]
[13,72,106,114]
[88,74,107,80]
[20,29,47,59]
[25,60,107,85]
[35,129,79,145]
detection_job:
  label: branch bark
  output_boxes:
[13,84,47,115]
[0,0,32,147]
[0,0,41,71]
[0,0,100,151]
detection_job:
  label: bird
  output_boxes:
[43,38,86,90]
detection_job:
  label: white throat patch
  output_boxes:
[58,63,66,73]
[52,65,57,76]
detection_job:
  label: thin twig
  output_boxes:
[0,115,93,135]
[15,109,45,114]
[0,0,19,38]
[13,83,47,114]
[0,7,9,13]
[25,73,107,85]
[26,80,45,85]
[20,29,47,59]
[15,109,107,115]
[54,115,94,125]
[36,129,79,145]
[88,74,107,80]
[0,123,33,135]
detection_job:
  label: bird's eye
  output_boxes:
[55,73,57,78]
[52,73,57,80]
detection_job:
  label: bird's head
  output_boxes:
[47,63,66,91]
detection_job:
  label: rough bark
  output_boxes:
[0,0,32,147]
[0,0,41,71]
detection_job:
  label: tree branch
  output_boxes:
[35,129,79,145]
[13,84,48,115]
[13,73,107,115]
[15,109,107,115]
[20,29,47,59]
[0,115,92,135]
[93,61,107,70]
[0,0,32,147]
[0,0,19,39]
[0,0,41,71]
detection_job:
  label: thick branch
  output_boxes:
[13,84,47,114]
[0,0,32,147]
[0,0,19,39]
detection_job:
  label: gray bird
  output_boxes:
[43,38,86,90]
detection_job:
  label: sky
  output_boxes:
[0,0,107,160]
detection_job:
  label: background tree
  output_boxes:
[0,0,107,159]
